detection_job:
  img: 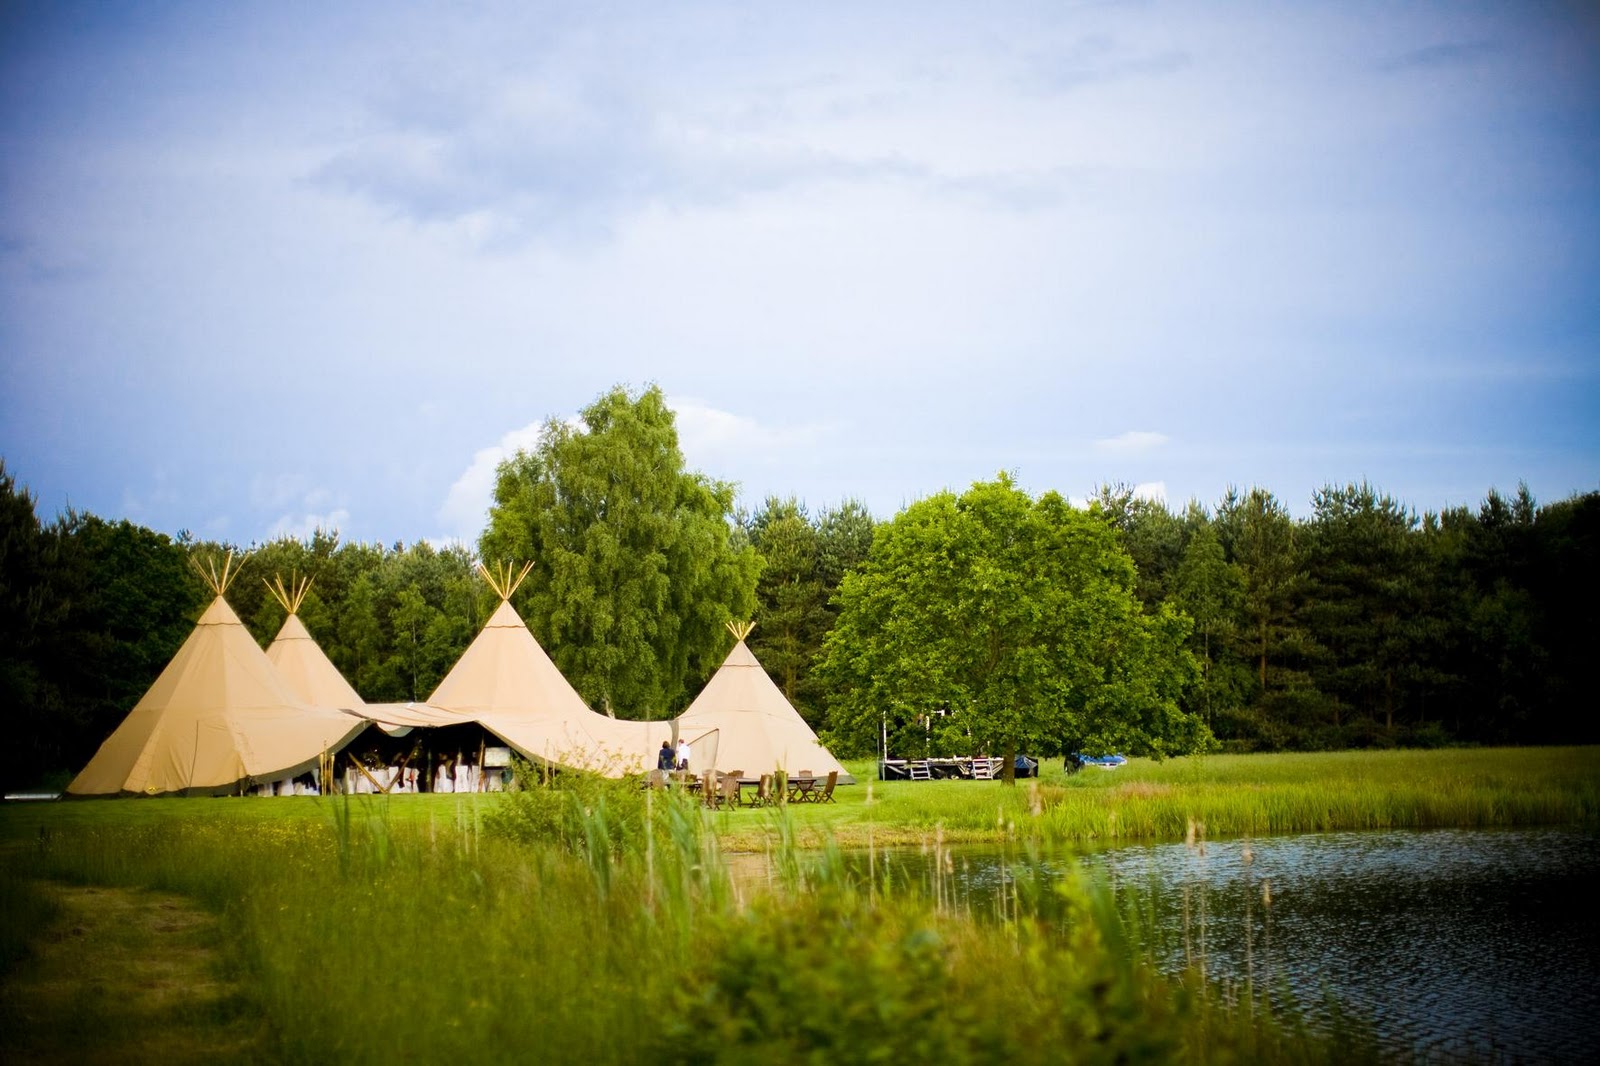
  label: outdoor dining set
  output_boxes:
[645,769,838,808]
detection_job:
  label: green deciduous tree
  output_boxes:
[1,462,66,784]
[480,384,759,718]
[39,510,202,781]
[816,476,1206,779]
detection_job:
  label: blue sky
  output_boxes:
[3,1,1596,545]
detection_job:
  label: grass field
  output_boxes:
[721,745,1600,849]
[1,747,1592,1063]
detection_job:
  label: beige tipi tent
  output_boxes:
[68,555,368,797]
[426,563,715,777]
[264,574,363,710]
[676,622,853,783]
[262,574,466,736]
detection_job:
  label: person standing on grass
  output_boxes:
[676,737,691,772]
[657,740,675,771]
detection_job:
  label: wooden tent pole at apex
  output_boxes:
[189,548,251,597]
[477,560,534,601]
[264,572,314,615]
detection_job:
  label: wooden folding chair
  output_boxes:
[747,773,774,807]
[816,770,838,803]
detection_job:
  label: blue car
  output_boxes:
[1065,752,1127,772]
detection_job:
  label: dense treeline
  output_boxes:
[0,463,495,785]
[1092,481,1600,752]
[3,440,1595,785]
[748,479,1599,757]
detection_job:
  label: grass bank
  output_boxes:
[715,746,1600,850]
[1,789,1369,1064]
[2,747,1586,1060]
[5,748,1589,855]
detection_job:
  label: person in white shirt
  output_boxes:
[676,738,691,771]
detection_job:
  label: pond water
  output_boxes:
[755,828,1600,1063]
[1075,828,1599,1064]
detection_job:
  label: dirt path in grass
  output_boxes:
[0,883,266,1065]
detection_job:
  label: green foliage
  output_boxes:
[1,491,204,785]
[484,763,655,853]
[672,889,963,1060]
[1302,483,1429,733]
[817,476,1207,767]
[481,384,759,717]
[6,435,1599,786]
[745,496,876,728]
[1172,516,1245,731]
[1092,482,1189,607]
[0,461,63,785]
[4,794,1375,1065]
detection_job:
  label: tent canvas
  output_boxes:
[262,576,470,736]
[676,626,853,783]
[426,569,701,776]
[67,594,368,796]
[266,612,364,711]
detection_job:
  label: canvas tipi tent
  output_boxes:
[68,554,369,797]
[264,574,363,710]
[676,622,852,783]
[426,563,715,776]
[262,574,466,736]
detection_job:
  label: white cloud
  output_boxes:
[249,476,350,542]
[1094,431,1170,454]
[669,395,827,470]
[249,472,310,509]
[267,509,351,541]
[434,400,827,542]
[437,421,548,541]
[1132,481,1167,503]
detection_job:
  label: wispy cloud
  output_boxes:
[669,396,828,472]
[267,508,351,541]
[309,23,1148,246]
[1376,40,1498,74]
[437,421,549,541]
[251,475,350,541]
[1094,430,1169,455]
[1017,37,1192,95]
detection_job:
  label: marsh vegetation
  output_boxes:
[4,748,1595,1062]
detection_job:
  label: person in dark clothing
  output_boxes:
[657,741,676,771]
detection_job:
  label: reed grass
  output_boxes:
[714,747,1600,849]
[1,784,1372,1064]
[1,748,1586,1059]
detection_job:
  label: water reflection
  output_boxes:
[733,828,1600,1063]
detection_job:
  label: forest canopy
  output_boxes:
[3,422,1596,787]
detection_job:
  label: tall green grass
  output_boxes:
[4,748,1587,1060]
[716,747,1600,848]
[5,782,1370,1064]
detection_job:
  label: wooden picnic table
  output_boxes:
[786,776,818,802]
